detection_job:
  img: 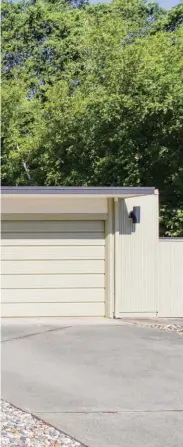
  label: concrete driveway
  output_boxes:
[1,318,183,447]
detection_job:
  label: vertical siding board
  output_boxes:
[158,240,183,317]
[119,194,159,315]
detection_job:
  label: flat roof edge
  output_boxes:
[1,186,155,196]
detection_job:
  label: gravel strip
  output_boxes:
[150,323,183,334]
[1,401,83,447]
[129,322,183,334]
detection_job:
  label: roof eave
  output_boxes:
[1,186,156,198]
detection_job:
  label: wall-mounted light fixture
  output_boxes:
[129,206,140,224]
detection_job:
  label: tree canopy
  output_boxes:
[1,0,183,236]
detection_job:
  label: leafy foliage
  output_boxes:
[1,0,183,235]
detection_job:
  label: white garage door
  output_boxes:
[1,220,105,317]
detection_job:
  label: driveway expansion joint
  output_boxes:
[1,400,89,447]
[1,326,72,343]
[34,410,183,414]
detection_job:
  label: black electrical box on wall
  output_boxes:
[129,206,140,224]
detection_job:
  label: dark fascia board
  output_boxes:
[1,186,155,197]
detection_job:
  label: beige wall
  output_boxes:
[157,239,183,317]
[116,193,183,318]
[2,195,107,215]
[116,193,159,317]
[2,192,183,318]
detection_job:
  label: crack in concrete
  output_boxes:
[1,326,72,343]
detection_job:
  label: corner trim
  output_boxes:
[105,199,114,318]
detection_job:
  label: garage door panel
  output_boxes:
[2,274,105,289]
[2,232,104,246]
[2,220,104,233]
[2,288,104,303]
[1,302,105,317]
[1,219,105,317]
[2,260,105,274]
[2,245,105,260]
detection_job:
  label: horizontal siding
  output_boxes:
[1,219,105,317]
[1,232,104,246]
[2,214,107,221]
[2,274,105,289]
[2,245,105,260]
[2,288,104,303]
[157,240,183,317]
[1,302,105,317]
[2,220,104,233]
[2,260,104,275]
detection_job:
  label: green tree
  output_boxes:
[1,0,183,235]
